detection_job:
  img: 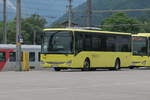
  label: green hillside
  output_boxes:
[56,0,150,26]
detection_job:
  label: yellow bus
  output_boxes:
[41,28,132,71]
[131,33,150,68]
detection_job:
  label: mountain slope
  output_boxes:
[57,0,150,26]
[0,0,86,24]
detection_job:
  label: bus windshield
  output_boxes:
[42,31,73,54]
[132,36,147,56]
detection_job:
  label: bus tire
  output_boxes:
[82,58,90,71]
[114,59,120,70]
[54,67,61,71]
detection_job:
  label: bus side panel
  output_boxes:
[131,56,149,67]
[72,52,131,68]
[72,52,111,68]
[89,52,114,67]
[41,52,131,69]
[117,52,131,68]
[72,52,110,68]
[147,57,150,67]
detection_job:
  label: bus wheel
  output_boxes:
[82,59,90,71]
[114,59,120,70]
[54,67,61,71]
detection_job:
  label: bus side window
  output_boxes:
[0,52,6,61]
[106,36,116,51]
[117,36,131,52]
[101,36,107,51]
[84,34,92,51]
[121,36,131,52]
[92,36,101,51]
[76,33,84,52]
[10,52,16,62]
[29,52,35,62]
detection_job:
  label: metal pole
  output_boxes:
[3,0,7,44]
[86,0,92,27]
[68,0,72,27]
[16,0,22,71]
[33,30,36,45]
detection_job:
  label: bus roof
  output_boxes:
[43,28,131,35]
[132,33,150,37]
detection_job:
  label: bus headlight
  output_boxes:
[66,60,72,65]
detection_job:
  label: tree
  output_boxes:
[138,12,150,33]
[101,12,142,33]
[21,14,47,44]
[7,20,17,44]
[2,14,47,44]
[6,19,29,44]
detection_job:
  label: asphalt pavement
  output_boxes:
[0,69,150,100]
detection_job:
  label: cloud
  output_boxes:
[0,0,3,4]
[7,0,16,10]
[0,0,16,10]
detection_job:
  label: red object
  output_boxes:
[0,49,14,71]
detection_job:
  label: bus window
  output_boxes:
[92,37,101,51]
[117,36,131,52]
[84,34,92,51]
[101,36,107,51]
[75,33,84,52]
[29,52,35,62]
[106,36,116,51]
[42,31,73,54]
[10,52,16,62]
[132,37,147,56]
[0,52,6,61]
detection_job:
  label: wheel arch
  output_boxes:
[85,57,90,62]
[115,57,121,67]
[116,57,121,64]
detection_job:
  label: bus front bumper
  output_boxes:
[41,60,73,68]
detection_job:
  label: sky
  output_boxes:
[0,0,16,11]
[0,0,86,23]
[0,0,16,20]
